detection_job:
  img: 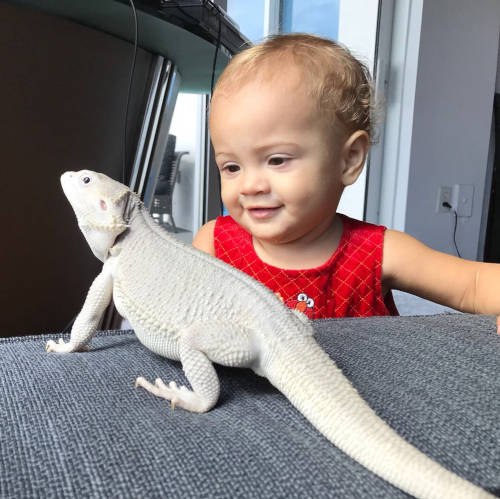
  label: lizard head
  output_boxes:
[61,170,132,262]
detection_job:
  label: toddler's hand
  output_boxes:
[497,317,500,335]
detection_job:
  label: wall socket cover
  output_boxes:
[451,184,474,217]
[436,185,452,213]
[436,184,474,217]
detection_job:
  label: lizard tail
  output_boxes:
[264,336,491,499]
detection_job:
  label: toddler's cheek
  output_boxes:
[220,190,236,209]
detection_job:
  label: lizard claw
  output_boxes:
[134,376,209,413]
[135,376,146,388]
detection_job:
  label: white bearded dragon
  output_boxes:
[47,170,492,499]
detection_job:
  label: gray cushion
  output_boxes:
[1,314,499,497]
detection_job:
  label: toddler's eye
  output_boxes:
[268,157,287,166]
[223,164,240,174]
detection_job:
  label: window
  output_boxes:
[149,93,207,243]
[226,0,266,42]
[281,0,340,39]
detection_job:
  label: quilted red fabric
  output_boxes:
[214,214,398,319]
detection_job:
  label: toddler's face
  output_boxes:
[210,73,346,246]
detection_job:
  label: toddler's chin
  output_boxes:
[249,225,296,246]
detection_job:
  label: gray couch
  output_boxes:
[1,314,499,497]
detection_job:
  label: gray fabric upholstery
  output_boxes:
[1,314,499,498]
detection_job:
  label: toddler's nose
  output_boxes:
[240,169,270,196]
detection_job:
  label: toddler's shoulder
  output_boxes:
[192,220,217,256]
[340,215,386,244]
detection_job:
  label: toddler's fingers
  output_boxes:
[496,316,500,335]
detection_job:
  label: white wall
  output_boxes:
[395,0,500,260]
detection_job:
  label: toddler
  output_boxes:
[193,33,500,327]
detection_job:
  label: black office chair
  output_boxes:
[153,134,189,232]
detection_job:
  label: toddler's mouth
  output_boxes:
[247,206,282,220]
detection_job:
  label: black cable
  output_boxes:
[123,0,139,185]
[451,209,462,258]
[442,202,462,258]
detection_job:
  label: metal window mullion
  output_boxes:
[195,94,209,231]
[142,65,181,210]
[129,55,165,193]
[264,0,282,36]
[138,59,172,199]
[364,0,395,224]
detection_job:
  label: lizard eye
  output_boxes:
[81,176,91,184]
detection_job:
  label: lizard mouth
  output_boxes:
[60,172,72,195]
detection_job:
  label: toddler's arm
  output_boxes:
[383,229,500,331]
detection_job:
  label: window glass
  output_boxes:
[335,1,379,220]
[226,0,266,42]
[151,93,206,244]
[281,0,340,39]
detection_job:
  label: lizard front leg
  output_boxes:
[135,322,256,413]
[46,261,114,354]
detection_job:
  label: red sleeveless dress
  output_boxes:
[213,214,398,319]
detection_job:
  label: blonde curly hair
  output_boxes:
[212,33,375,142]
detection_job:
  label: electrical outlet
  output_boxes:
[451,184,474,217]
[436,186,452,213]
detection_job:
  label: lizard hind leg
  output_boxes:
[135,338,219,413]
[135,322,257,413]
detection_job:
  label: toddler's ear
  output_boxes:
[340,131,370,186]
